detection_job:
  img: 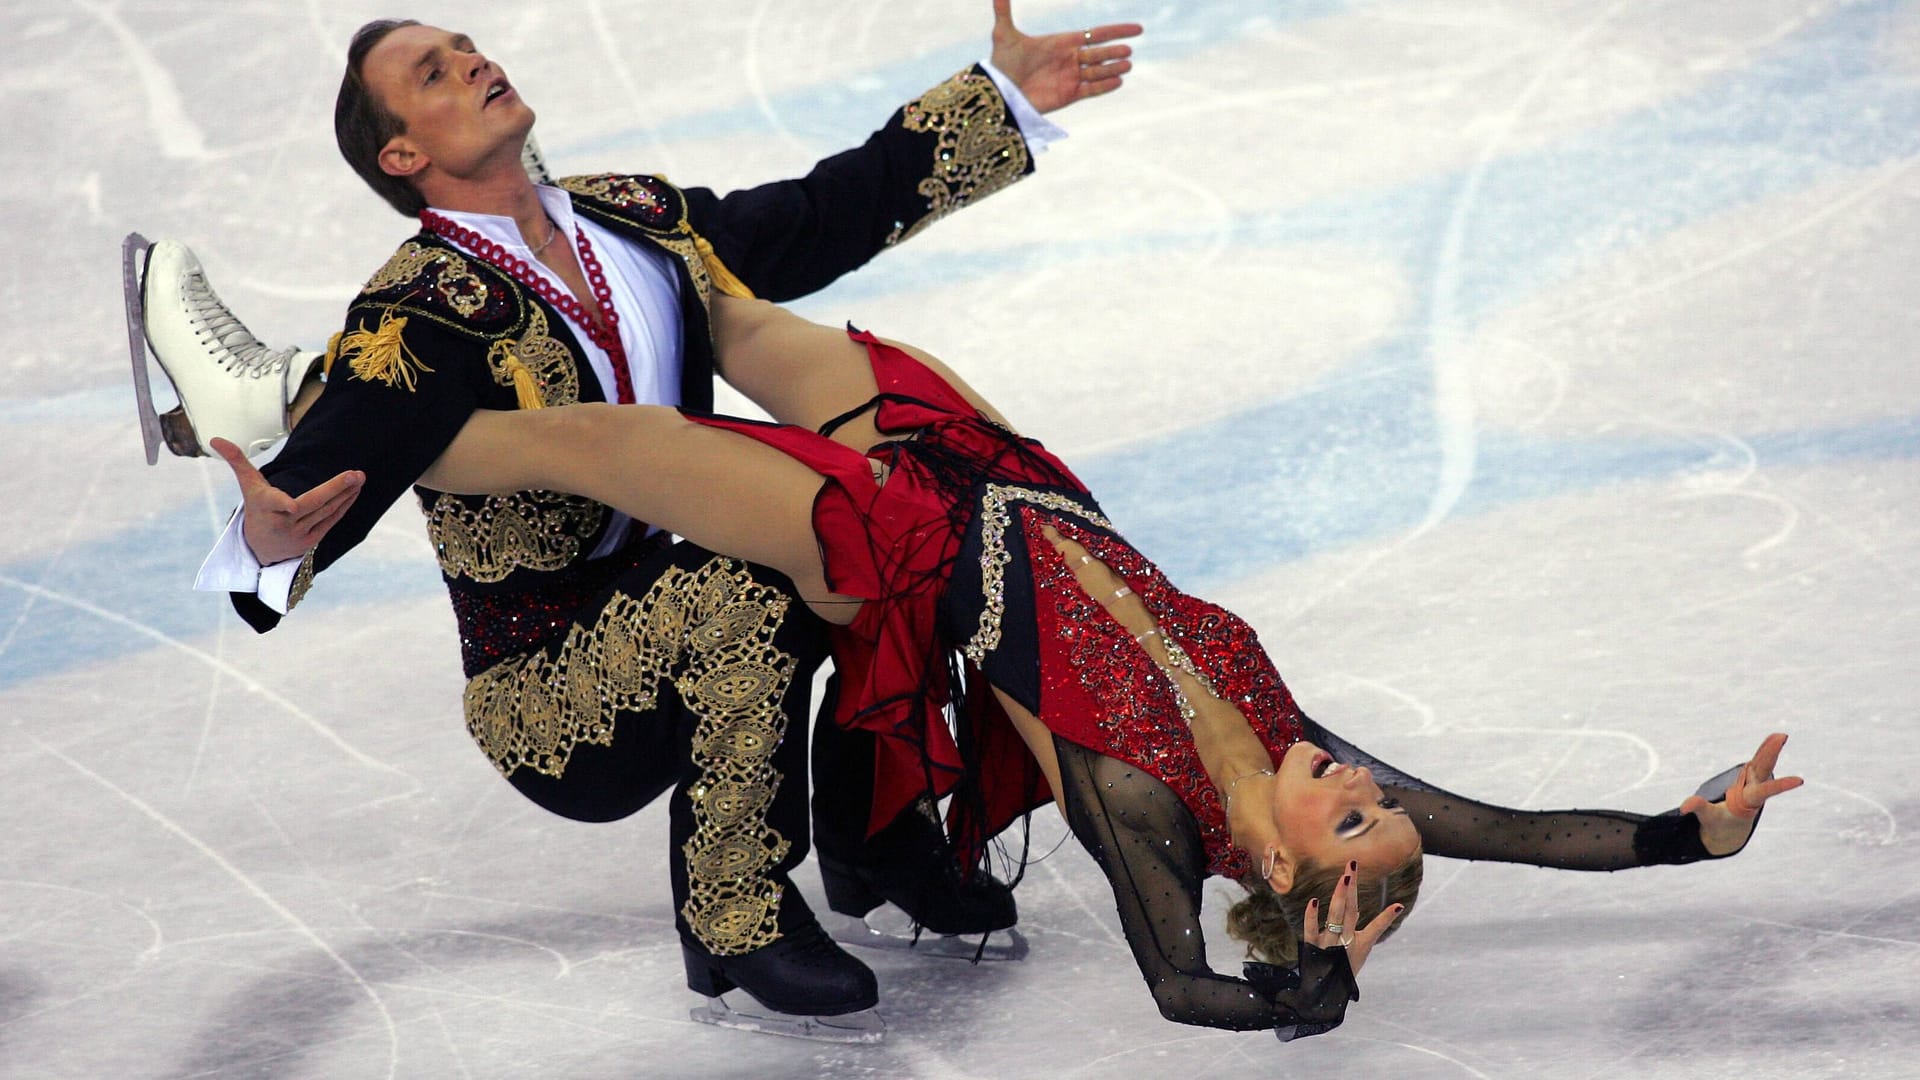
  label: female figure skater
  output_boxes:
[238,296,1801,1037]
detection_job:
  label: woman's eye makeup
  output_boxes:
[1379,796,1401,810]
[1339,810,1364,833]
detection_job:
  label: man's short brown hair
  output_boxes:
[334,19,423,217]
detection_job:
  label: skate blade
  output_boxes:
[822,909,1030,963]
[121,232,163,466]
[688,990,885,1044]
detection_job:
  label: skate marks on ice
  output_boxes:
[5,0,1920,1077]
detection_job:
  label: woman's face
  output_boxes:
[1271,741,1421,875]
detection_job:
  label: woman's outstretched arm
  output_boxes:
[417,402,860,621]
[1305,720,1802,867]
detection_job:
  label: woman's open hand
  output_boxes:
[1302,860,1404,976]
[1680,732,1804,856]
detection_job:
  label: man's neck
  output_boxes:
[422,166,549,248]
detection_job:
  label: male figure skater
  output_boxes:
[131,4,1140,1040]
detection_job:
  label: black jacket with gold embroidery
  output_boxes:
[237,66,1035,655]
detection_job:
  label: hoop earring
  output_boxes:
[1261,846,1278,882]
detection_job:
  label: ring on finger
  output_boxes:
[1083,28,1094,45]
[1322,922,1345,935]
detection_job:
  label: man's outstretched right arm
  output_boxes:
[196,295,494,632]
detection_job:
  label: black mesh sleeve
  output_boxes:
[1302,718,1751,868]
[1053,738,1357,1036]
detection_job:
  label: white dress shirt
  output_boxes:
[198,61,1061,612]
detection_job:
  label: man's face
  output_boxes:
[366,25,533,184]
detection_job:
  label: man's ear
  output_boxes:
[378,135,425,180]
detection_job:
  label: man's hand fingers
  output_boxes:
[292,497,356,549]
[1086,22,1145,45]
[288,471,365,528]
[992,0,1013,29]
[1077,44,1132,65]
[210,437,270,496]
[290,485,362,534]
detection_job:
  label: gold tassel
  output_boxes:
[321,331,344,378]
[490,341,546,410]
[339,307,433,391]
[693,234,755,299]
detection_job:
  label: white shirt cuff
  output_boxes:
[195,511,301,614]
[980,59,1066,154]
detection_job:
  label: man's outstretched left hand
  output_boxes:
[990,0,1143,113]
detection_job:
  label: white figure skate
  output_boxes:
[522,133,554,185]
[122,234,318,463]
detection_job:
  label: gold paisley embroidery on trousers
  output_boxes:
[426,490,607,583]
[462,559,799,955]
[885,69,1031,248]
[363,240,492,317]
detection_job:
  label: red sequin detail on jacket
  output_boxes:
[686,332,1306,878]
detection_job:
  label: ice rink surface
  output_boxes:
[5,1,1919,1076]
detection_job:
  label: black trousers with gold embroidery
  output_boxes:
[473,541,832,956]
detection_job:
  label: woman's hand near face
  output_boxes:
[1680,732,1804,856]
[1301,860,1404,976]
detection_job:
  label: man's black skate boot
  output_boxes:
[682,920,884,1042]
[681,920,877,1015]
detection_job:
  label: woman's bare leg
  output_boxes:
[711,296,1016,449]
[419,402,864,624]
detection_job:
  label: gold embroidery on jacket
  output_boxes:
[338,306,433,392]
[363,241,491,317]
[886,69,1030,247]
[286,550,317,611]
[557,174,670,218]
[425,490,607,583]
[461,558,797,954]
[649,233,713,310]
[485,305,580,409]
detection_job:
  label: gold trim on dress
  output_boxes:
[462,558,799,955]
[886,69,1031,248]
[425,490,608,583]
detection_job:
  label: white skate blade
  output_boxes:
[687,990,885,1044]
[822,908,1030,962]
[121,232,163,466]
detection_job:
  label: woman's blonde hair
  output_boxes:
[1225,849,1424,965]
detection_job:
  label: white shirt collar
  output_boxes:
[430,184,580,251]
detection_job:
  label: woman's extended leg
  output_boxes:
[418,403,863,623]
[710,296,1015,447]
